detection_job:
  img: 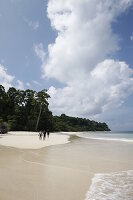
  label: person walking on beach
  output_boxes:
[47,129,50,138]
[43,130,46,140]
[39,131,42,140]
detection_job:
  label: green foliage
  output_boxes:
[0,120,8,134]
[0,85,52,132]
[53,114,110,132]
[0,85,110,133]
[7,118,17,131]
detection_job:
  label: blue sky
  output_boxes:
[0,0,58,90]
[112,8,133,66]
[0,0,133,130]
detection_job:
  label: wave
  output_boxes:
[84,136,133,143]
[76,133,133,143]
[85,170,133,200]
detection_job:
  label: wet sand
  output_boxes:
[0,133,133,200]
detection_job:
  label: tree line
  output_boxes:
[0,85,110,132]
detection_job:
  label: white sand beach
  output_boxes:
[0,131,70,149]
[0,132,133,200]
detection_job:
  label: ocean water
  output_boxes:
[80,131,133,200]
[77,131,133,143]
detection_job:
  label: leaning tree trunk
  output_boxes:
[35,105,42,131]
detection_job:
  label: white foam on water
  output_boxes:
[85,170,133,200]
[76,133,133,143]
[82,136,133,143]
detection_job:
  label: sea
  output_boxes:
[77,131,133,143]
[76,131,133,200]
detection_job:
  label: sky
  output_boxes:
[0,0,133,131]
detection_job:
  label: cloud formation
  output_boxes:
[24,18,39,30]
[16,80,24,90]
[32,80,41,86]
[34,43,45,65]
[130,33,133,41]
[35,0,133,117]
[26,82,31,87]
[0,64,25,91]
[0,64,14,90]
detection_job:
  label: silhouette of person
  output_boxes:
[39,131,42,140]
[47,129,50,138]
[43,130,46,140]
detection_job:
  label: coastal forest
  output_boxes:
[0,85,110,132]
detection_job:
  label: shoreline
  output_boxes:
[65,131,133,143]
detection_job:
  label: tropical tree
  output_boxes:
[35,89,50,131]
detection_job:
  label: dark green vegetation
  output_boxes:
[53,114,110,132]
[0,85,110,133]
[0,85,53,132]
[0,121,8,134]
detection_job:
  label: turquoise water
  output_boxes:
[77,131,133,143]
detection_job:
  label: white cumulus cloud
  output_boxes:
[0,64,14,90]
[48,60,133,116]
[0,64,25,91]
[35,0,133,117]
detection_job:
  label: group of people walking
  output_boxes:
[39,129,50,140]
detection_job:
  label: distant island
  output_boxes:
[0,85,110,133]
